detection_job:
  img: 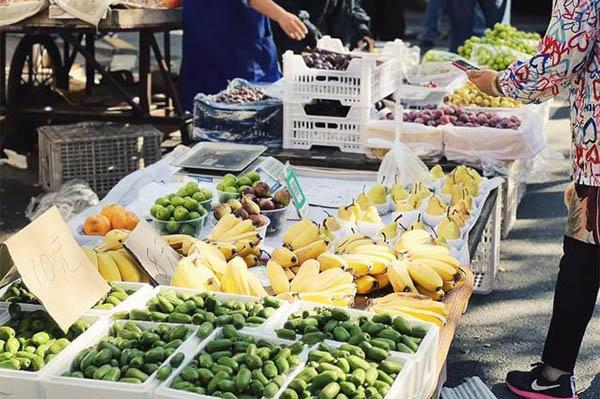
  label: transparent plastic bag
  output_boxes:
[192,79,283,147]
[25,180,99,222]
[470,43,530,71]
[378,140,429,187]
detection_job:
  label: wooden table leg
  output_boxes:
[149,33,182,116]
[139,30,152,114]
[0,32,6,108]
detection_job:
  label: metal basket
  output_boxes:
[471,186,502,295]
[38,122,162,196]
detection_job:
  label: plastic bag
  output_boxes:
[192,79,283,148]
[422,50,466,63]
[377,140,429,187]
[366,120,444,160]
[470,43,530,71]
[25,180,99,222]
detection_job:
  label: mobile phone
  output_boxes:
[452,60,480,72]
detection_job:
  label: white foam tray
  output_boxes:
[42,319,202,399]
[154,328,310,399]
[0,309,104,399]
[268,301,439,399]
[140,286,291,332]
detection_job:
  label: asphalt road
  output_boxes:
[445,106,600,398]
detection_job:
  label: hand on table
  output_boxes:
[277,11,308,41]
[467,70,500,97]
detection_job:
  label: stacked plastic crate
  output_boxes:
[282,36,400,153]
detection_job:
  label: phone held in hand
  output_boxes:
[452,60,481,72]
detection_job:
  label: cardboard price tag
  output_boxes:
[1,207,110,332]
[123,219,181,285]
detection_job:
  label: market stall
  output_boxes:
[0,6,188,144]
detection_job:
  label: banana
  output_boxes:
[271,247,298,268]
[346,243,395,255]
[407,261,443,292]
[316,252,349,271]
[171,258,220,291]
[247,272,268,297]
[290,266,301,274]
[95,229,131,252]
[218,219,255,241]
[213,242,238,260]
[222,257,251,296]
[290,259,320,292]
[218,232,261,244]
[416,285,446,301]
[207,214,241,241]
[303,268,354,292]
[97,252,122,281]
[443,280,456,293]
[275,292,296,302]
[372,293,448,316]
[298,292,355,307]
[82,247,98,270]
[341,255,373,277]
[163,234,201,255]
[374,273,390,290]
[334,233,371,253]
[355,275,379,295]
[409,253,461,270]
[233,239,256,255]
[337,238,375,254]
[267,260,290,294]
[109,249,142,282]
[283,219,315,246]
[406,244,452,257]
[244,254,259,268]
[286,222,321,251]
[345,253,389,275]
[293,239,329,265]
[369,304,446,327]
[284,268,295,280]
[395,229,432,252]
[416,258,460,281]
[387,259,417,293]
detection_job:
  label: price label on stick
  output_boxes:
[1,207,110,332]
[124,219,181,286]
[284,163,309,218]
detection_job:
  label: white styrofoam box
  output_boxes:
[283,102,369,153]
[154,328,310,399]
[398,71,467,107]
[282,49,398,107]
[0,310,104,399]
[42,320,201,399]
[141,286,290,331]
[0,280,155,317]
[309,339,418,399]
[87,282,155,316]
[270,301,439,399]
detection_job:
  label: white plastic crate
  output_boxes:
[141,286,291,331]
[500,160,528,239]
[397,71,467,107]
[471,186,502,295]
[0,310,103,399]
[282,40,398,107]
[0,280,155,317]
[269,301,439,399]
[283,102,369,153]
[154,328,309,399]
[42,320,202,399]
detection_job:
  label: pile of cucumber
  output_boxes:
[170,325,305,398]
[92,284,136,311]
[0,304,91,371]
[64,321,191,384]
[276,307,428,354]
[282,342,403,399]
[115,291,281,330]
[1,281,136,312]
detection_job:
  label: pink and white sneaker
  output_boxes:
[506,364,578,399]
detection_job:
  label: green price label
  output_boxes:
[284,164,308,218]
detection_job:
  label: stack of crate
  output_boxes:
[281,37,401,153]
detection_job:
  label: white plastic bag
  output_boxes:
[377,140,429,187]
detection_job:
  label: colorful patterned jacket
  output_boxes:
[497,0,600,244]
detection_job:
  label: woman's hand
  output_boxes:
[277,11,308,41]
[467,70,501,97]
[355,36,375,51]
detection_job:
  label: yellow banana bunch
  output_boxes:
[86,245,147,283]
[395,229,433,252]
[271,247,298,267]
[387,259,417,293]
[369,292,448,327]
[316,252,349,271]
[171,257,220,291]
[334,233,374,253]
[82,247,99,270]
[221,257,251,296]
[163,234,202,256]
[293,239,329,265]
[355,275,379,294]
[267,260,290,294]
[97,252,122,281]
[95,229,131,252]
[283,219,321,250]
[206,215,263,269]
[109,249,143,282]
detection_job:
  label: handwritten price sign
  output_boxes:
[2,207,110,332]
[124,219,180,286]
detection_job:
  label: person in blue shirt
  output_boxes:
[181,0,307,111]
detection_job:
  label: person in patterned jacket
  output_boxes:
[469,1,600,398]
